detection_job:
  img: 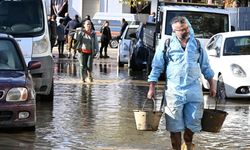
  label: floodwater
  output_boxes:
[0,50,250,150]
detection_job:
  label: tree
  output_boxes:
[119,0,150,13]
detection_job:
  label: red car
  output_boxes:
[0,34,41,130]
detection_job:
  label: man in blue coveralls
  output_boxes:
[147,16,217,150]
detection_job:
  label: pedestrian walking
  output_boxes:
[65,14,81,59]
[118,18,128,39]
[82,15,95,30]
[48,14,57,56]
[73,20,99,83]
[147,16,217,150]
[57,18,66,58]
[63,12,72,26]
[99,21,112,58]
[63,12,72,44]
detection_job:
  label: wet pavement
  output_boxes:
[0,48,250,150]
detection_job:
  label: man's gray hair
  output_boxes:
[170,16,187,25]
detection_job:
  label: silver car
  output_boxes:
[117,24,139,67]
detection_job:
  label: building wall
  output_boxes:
[100,0,130,13]
[68,0,131,21]
[82,0,99,19]
[68,0,99,21]
[68,0,82,19]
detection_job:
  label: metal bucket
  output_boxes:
[133,99,163,131]
[201,98,228,133]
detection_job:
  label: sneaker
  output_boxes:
[100,55,104,58]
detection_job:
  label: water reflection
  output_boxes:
[0,57,250,149]
[54,59,78,77]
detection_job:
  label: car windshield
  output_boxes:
[0,40,24,70]
[224,36,250,56]
[165,11,229,39]
[0,0,44,37]
[124,28,137,39]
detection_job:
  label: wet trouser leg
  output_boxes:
[104,45,108,57]
[78,53,88,81]
[86,53,93,82]
[67,36,73,57]
[170,132,181,150]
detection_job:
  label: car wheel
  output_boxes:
[129,54,139,71]
[109,39,118,48]
[217,75,226,100]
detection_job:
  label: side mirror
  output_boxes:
[28,61,41,70]
[207,49,218,57]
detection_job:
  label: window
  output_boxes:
[165,11,229,39]
[224,36,250,56]
[0,40,24,70]
[0,0,44,36]
[125,28,138,39]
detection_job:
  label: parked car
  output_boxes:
[205,31,250,99]
[117,24,139,67]
[0,34,41,130]
[128,23,148,71]
[92,12,141,48]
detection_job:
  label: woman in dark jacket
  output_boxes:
[100,21,112,58]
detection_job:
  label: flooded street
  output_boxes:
[0,48,250,150]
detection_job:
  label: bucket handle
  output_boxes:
[142,98,156,111]
[206,96,219,110]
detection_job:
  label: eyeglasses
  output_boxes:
[174,27,189,32]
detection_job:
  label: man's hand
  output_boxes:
[209,88,217,97]
[147,82,156,99]
[208,78,217,97]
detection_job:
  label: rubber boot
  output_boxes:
[100,53,104,58]
[86,71,93,83]
[104,53,110,58]
[67,51,71,59]
[80,67,86,82]
[182,128,195,150]
[181,143,195,150]
[73,51,77,59]
[170,132,182,150]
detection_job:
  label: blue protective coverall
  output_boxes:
[148,22,214,133]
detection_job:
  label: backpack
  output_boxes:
[163,38,201,68]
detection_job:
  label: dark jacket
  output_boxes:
[65,19,80,36]
[120,21,128,36]
[100,26,112,44]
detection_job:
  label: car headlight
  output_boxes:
[231,64,246,77]
[33,35,50,54]
[6,87,28,101]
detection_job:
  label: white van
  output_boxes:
[92,12,140,41]
[0,0,54,100]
